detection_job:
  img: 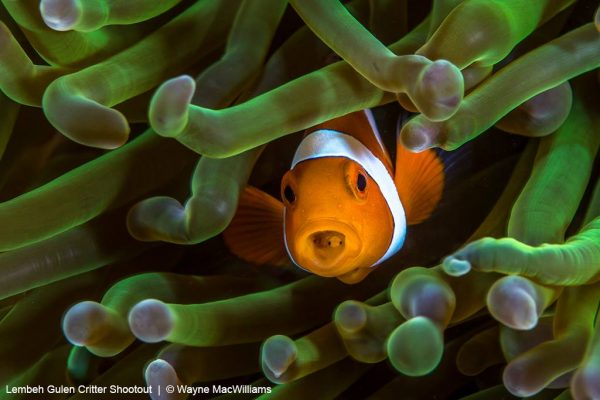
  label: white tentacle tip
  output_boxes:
[442,256,471,276]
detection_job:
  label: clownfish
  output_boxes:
[223,109,444,284]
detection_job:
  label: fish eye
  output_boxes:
[343,161,368,200]
[357,173,367,192]
[283,185,295,203]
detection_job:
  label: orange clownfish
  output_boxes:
[224,109,444,284]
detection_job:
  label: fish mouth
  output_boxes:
[290,219,362,276]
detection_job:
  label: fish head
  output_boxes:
[281,156,394,283]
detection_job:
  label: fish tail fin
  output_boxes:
[223,186,290,267]
[394,145,445,225]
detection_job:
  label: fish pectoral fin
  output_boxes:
[223,186,290,267]
[394,145,445,225]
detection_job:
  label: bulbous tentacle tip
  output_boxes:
[335,300,368,334]
[441,256,471,276]
[42,81,131,149]
[62,301,109,346]
[39,0,81,31]
[145,359,184,400]
[387,316,444,376]
[128,299,174,343]
[572,367,600,400]
[413,59,464,122]
[487,279,539,330]
[149,75,196,138]
[595,6,600,32]
[126,196,186,242]
[503,362,542,398]
[496,81,573,137]
[399,119,436,153]
[261,335,297,382]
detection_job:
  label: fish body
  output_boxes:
[224,109,444,283]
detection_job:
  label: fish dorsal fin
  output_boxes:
[308,110,393,173]
[223,186,290,267]
[394,145,445,225]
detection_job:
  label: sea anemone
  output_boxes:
[0,0,599,399]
